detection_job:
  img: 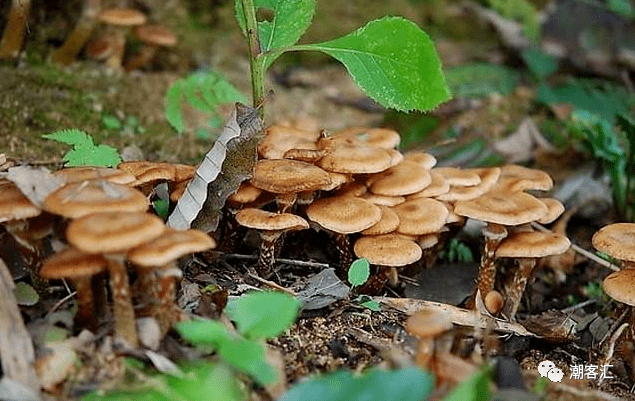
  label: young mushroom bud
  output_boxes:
[405,308,453,369]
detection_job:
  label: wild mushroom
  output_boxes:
[495,231,570,318]
[602,269,635,337]
[403,151,437,169]
[250,159,331,213]
[125,24,177,71]
[454,191,548,307]
[128,228,216,333]
[40,247,107,332]
[53,166,135,185]
[51,0,102,65]
[66,211,166,346]
[405,170,449,199]
[43,179,149,219]
[306,195,381,275]
[0,0,32,60]
[405,308,453,369]
[316,135,393,174]
[234,208,309,277]
[368,160,432,197]
[257,125,320,160]
[392,198,449,236]
[332,127,401,149]
[96,8,147,69]
[592,223,635,269]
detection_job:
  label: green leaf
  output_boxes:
[102,115,122,131]
[301,17,450,112]
[521,48,559,80]
[608,0,634,18]
[348,258,370,287]
[441,366,491,401]
[217,337,278,385]
[13,282,39,306]
[235,0,316,68]
[279,367,434,401]
[167,363,244,401]
[42,129,94,148]
[359,297,381,312]
[225,291,300,339]
[165,79,185,133]
[175,318,234,349]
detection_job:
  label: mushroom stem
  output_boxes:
[276,192,297,214]
[51,0,101,65]
[333,233,353,277]
[124,44,157,71]
[0,0,32,60]
[257,230,283,277]
[476,223,507,304]
[105,28,126,69]
[106,255,138,347]
[155,265,185,333]
[502,257,537,319]
[73,276,97,331]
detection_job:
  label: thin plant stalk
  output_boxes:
[240,0,265,115]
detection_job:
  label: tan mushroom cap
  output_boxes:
[173,164,197,182]
[117,161,176,181]
[44,180,149,219]
[405,308,453,337]
[228,182,263,204]
[495,231,570,258]
[320,172,351,191]
[361,206,400,235]
[454,191,548,226]
[403,151,437,169]
[436,167,501,202]
[40,247,107,278]
[258,125,319,159]
[128,228,216,267]
[135,24,177,47]
[306,196,381,234]
[333,127,401,149]
[433,167,481,186]
[53,167,136,185]
[0,180,41,222]
[393,198,448,236]
[235,208,309,231]
[354,234,422,266]
[335,181,367,197]
[250,159,331,193]
[362,193,406,207]
[316,137,393,174]
[406,170,449,199]
[602,269,635,306]
[67,211,165,254]
[496,164,553,192]
[369,161,432,196]
[592,223,635,262]
[98,8,147,26]
[537,198,565,225]
[417,233,439,250]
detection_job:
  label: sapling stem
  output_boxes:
[240,0,265,115]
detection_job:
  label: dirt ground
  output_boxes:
[2,0,635,400]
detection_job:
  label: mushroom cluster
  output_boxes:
[6,163,214,347]
[226,122,569,318]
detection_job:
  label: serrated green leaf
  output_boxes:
[42,129,94,148]
[235,0,316,68]
[279,367,434,401]
[166,79,185,133]
[302,17,450,112]
[348,258,370,287]
[225,291,300,339]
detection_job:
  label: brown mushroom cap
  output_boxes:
[403,151,437,169]
[393,198,448,236]
[405,308,453,338]
[316,137,393,174]
[495,165,553,192]
[53,166,136,185]
[228,182,263,204]
[436,167,501,202]
[306,196,381,234]
[0,180,41,222]
[454,191,548,226]
[361,206,400,235]
[495,231,570,258]
[98,8,147,26]
[118,161,176,181]
[406,170,449,199]
[135,24,177,47]
[369,161,432,196]
[258,125,319,160]
[433,167,481,187]
[128,228,216,267]
[235,208,309,232]
[250,159,331,193]
[537,198,565,225]
[67,211,165,254]
[592,223,635,262]
[354,234,422,266]
[40,247,107,278]
[43,180,149,219]
[333,127,401,149]
[362,193,405,207]
[602,269,635,306]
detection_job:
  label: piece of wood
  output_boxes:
[0,257,41,396]
[377,297,538,337]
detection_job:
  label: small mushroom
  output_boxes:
[66,211,165,346]
[125,24,177,71]
[392,198,448,236]
[40,247,107,331]
[602,269,635,338]
[368,161,432,197]
[333,127,401,149]
[405,308,453,369]
[53,166,135,185]
[128,228,216,333]
[96,8,147,69]
[316,135,394,174]
[235,208,309,277]
[495,231,570,318]
[592,223,635,269]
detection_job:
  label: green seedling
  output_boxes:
[348,258,381,311]
[439,238,474,263]
[42,129,121,167]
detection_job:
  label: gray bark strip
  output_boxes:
[167,103,262,232]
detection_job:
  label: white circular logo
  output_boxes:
[538,360,555,377]
[547,367,564,382]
